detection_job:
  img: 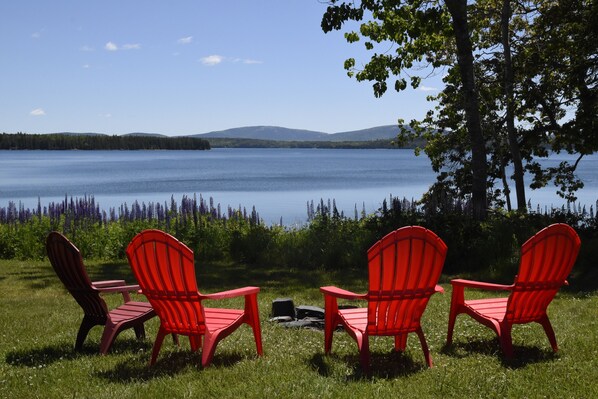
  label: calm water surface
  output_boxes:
[0,148,596,224]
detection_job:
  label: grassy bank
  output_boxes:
[2,259,597,398]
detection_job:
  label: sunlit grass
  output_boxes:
[1,259,597,398]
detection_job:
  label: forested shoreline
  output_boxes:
[0,133,211,150]
[0,132,425,150]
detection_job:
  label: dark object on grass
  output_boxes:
[271,298,296,318]
[269,301,329,329]
[296,305,325,320]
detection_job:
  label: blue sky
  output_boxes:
[1,1,443,136]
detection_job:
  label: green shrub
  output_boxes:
[1,199,596,286]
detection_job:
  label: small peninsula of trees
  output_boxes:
[0,133,211,150]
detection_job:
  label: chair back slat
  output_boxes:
[507,224,581,323]
[366,226,447,335]
[46,232,108,321]
[127,230,206,335]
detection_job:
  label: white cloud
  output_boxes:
[201,55,263,66]
[122,43,141,50]
[30,108,46,116]
[233,58,263,65]
[177,36,193,44]
[31,32,41,39]
[80,45,94,52]
[105,42,118,51]
[201,55,225,66]
[242,59,262,65]
[82,64,91,69]
[105,42,141,51]
[418,85,439,92]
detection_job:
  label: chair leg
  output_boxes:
[323,295,339,354]
[357,333,370,374]
[99,322,121,354]
[75,316,98,351]
[416,327,433,368]
[244,293,263,356]
[201,331,219,368]
[539,315,559,352]
[189,335,202,352]
[499,322,514,358]
[447,285,464,346]
[446,310,457,346]
[394,334,408,352]
[134,324,146,340]
[150,326,168,366]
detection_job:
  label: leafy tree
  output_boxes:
[321,0,597,215]
[517,0,598,202]
[322,0,488,219]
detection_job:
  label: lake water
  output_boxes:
[1,149,596,225]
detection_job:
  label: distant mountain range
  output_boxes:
[39,125,420,149]
[191,125,403,142]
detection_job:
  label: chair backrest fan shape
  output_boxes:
[366,226,448,335]
[127,230,206,335]
[46,232,108,320]
[507,223,581,323]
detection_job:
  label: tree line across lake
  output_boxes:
[0,132,420,150]
[0,133,211,150]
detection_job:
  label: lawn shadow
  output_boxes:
[5,338,153,368]
[90,261,139,284]
[5,261,140,290]
[7,267,58,289]
[196,262,368,293]
[441,339,559,368]
[5,343,93,367]
[97,350,247,382]
[310,350,427,380]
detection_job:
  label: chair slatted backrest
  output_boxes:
[366,226,447,335]
[46,232,108,321]
[126,230,206,335]
[507,224,581,323]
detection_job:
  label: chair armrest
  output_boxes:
[95,284,141,294]
[320,286,367,300]
[92,280,126,288]
[450,279,513,291]
[201,286,260,300]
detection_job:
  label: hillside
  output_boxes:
[6,125,420,149]
[192,125,404,142]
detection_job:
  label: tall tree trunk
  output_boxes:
[500,158,512,211]
[501,0,527,211]
[445,0,488,220]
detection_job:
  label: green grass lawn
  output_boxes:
[1,259,597,398]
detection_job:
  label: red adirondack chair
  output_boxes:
[126,229,263,367]
[320,226,448,372]
[446,223,581,357]
[46,231,155,354]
